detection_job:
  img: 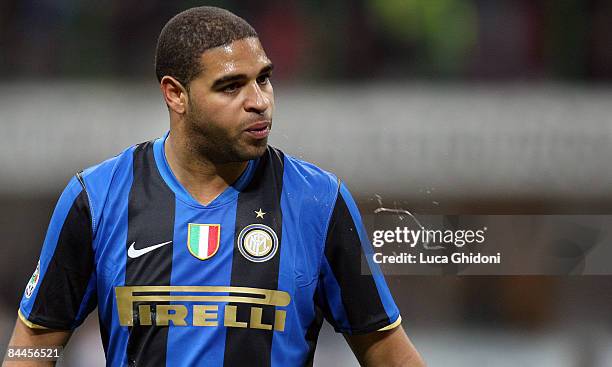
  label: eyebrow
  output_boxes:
[211,63,274,89]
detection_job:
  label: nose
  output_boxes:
[244,82,270,114]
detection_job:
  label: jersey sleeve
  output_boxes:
[315,181,401,335]
[18,175,97,330]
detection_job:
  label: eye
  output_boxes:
[257,74,271,85]
[222,83,240,93]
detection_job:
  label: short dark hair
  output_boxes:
[155,6,258,87]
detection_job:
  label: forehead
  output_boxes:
[197,37,270,81]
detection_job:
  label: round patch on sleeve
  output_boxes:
[24,261,40,298]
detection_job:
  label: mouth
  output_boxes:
[244,120,271,139]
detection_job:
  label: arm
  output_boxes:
[2,318,71,367]
[318,182,423,366]
[5,176,96,366]
[344,325,426,367]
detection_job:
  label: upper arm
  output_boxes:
[18,175,97,331]
[2,318,72,367]
[344,325,426,367]
[13,316,72,346]
[315,181,401,334]
[314,181,424,365]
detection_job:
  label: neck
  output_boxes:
[164,130,248,205]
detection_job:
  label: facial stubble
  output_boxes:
[184,99,269,164]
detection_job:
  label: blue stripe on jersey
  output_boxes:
[338,183,400,325]
[165,199,238,367]
[273,163,305,366]
[81,147,135,366]
[19,176,83,319]
[153,132,256,208]
[272,155,339,366]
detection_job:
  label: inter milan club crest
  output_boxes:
[237,224,279,263]
[187,224,221,260]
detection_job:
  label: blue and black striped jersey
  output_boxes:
[19,132,401,367]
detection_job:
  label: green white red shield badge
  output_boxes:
[187,224,221,260]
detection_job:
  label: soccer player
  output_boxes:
[5,6,425,367]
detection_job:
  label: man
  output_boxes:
[5,6,425,367]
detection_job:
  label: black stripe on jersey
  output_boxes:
[324,192,389,333]
[223,147,285,367]
[125,141,176,367]
[29,187,94,329]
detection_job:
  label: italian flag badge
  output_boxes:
[187,224,221,260]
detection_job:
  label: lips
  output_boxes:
[245,121,271,139]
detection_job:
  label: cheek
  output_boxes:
[265,89,275,112]
[267,85,274,102]
[191,98,235,126]
[206,106,248,140]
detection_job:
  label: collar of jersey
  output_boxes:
[153,131,257,208]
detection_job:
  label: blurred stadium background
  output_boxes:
[1,1,612,366]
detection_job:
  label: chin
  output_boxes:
[233,141,268,162]
[246,143,268,159]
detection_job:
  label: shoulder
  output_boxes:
[79,143,139,191]
[271,146,340,204]
[75,142,141,234]
[272,146,339,193]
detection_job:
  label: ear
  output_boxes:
[160,76,188,114]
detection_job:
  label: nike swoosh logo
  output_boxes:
[127,241,173,258]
